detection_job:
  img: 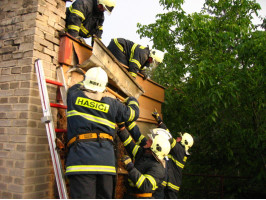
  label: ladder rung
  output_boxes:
[50,103,67,109]
[46,79,63,86]
[55,129,67,133]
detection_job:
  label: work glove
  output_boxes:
[117,122,125,130]
[152,109,162,123]
[59,29,67,36]
[121,155,134,171]
[123,97,129,105]
[76,36,87,45]
[55,138,65,151]
[140,69,148,80]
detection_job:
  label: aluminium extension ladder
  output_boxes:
[35,59,68,199]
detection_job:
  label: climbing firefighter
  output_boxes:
[107,38,165,79]
[117,123,171,198]
[65,0,116,42]
[126,110,194,199]
[65,67,139,199]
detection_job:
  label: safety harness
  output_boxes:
[67,133,113,147]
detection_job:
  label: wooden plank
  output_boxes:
[73,42,92,64]
[138,95,163,123]
[79,38,144,99]
[58,36,74,65]
[58,33,93,66]
[118,62,165,103]
[136,76,165,103]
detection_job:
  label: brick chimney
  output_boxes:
[0,0,66,198]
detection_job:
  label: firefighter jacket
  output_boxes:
[66,0,104,38]
[107,38,150,78]
[166,137,187,193]
[127,121,188,195]
[65,83,139,176]
[117,128,166,197]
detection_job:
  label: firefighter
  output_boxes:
[117,123,171,198]
[65,67,139,199]
[65,0,116,41]
[107,38,165,79]
[126,111,194,199]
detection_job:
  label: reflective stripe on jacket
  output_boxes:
[66,0,104,38]
[158,122,187,192]
[66,83,139,175]
[107,38,150,77]
[117,128,165,194]
[166,140,187,192]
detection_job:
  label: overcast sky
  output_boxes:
[67,0,266,47]
[101,0,206,46]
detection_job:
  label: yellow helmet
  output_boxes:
[180,132,194,155]
[98,0,116,14]
[148,128,171,160]
[83,67,108,92]
[149,49,165,63]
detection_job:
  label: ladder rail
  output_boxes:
[56,66,68,106]
[35,59,68,199]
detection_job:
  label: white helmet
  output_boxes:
[180,132,194,155]
[98,0,116,14]
[148,128,171,160]
[83,67,108,92]
[149,49,165,64]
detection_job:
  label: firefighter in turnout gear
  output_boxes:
[107,38,165,79]
[65,0,116,40]
[117,123,171,198]
[65,67,139,199]
[127,110,194,199]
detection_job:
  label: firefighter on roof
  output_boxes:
[117,123,171,198]
[126,110,194,199]
[65,0,116,41]
[107,38,165,79]
[65,67,139,198]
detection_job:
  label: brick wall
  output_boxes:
[0,0,66,198]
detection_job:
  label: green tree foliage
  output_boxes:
[137,0,265,198]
